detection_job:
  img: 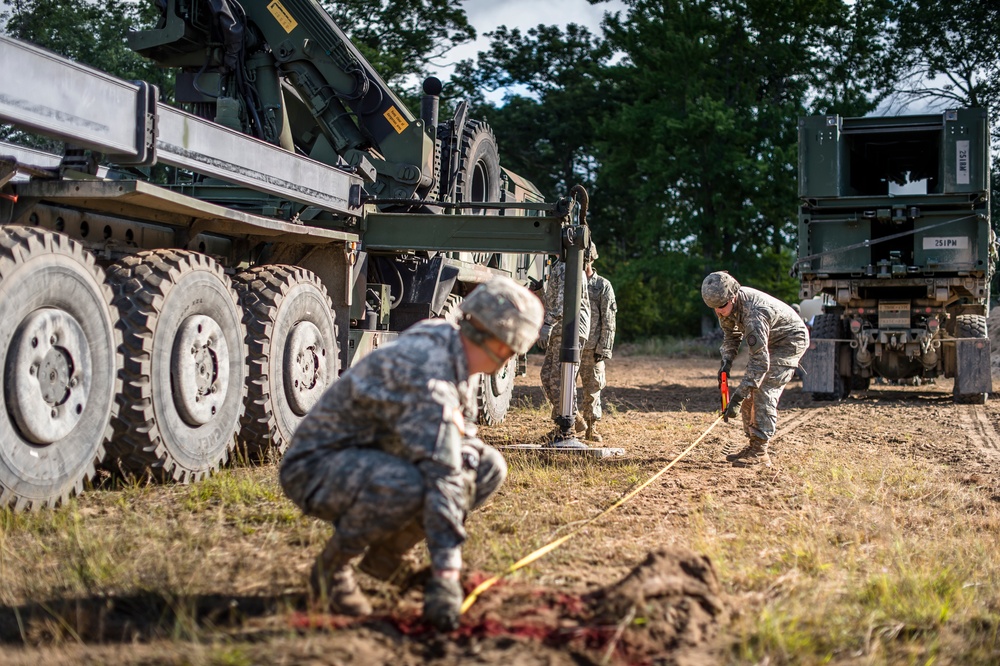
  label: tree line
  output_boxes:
[2,0,997,339]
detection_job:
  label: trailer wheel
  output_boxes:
[438,293,515,425]
[477,357,516,426]
[954,314,988,405]
[234,266,339,459]
[0,227,120,510]
[109,250,246,482]
[809,313,849,401]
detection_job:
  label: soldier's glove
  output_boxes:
[718,358,733,384]
[723,386,745,422]
[424,575,463,631]
[595,349,612,362]
[536,323,552,351]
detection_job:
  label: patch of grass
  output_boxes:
[208,646,255,666]
[182,471,281,512]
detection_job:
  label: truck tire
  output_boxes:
[234,266,339,459]
[438,293,515,425]
[954,314,988,405]
[0,227,120,510]
[441,119,501,215]
[810,313,849,401]
[109,250,247,482]
[477,358,516,426]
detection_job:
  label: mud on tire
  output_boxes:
[953,314,988,405]
[810,313,850,401]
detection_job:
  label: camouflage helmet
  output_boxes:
[701,271,740,309]
[585,241,599,262]
[460,276,544,354]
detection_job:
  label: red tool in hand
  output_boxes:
[719,370,730,413]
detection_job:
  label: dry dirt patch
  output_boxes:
[1,350,1000,664]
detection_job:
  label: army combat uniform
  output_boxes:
[280,319,506,580]
[540,260,591,425]
[579,269,616,437]
[718,287,809,445]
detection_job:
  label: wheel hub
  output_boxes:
[6,308,92,444]
[285,320,327,415]
[171,314,230,427]
[491,357,516,398]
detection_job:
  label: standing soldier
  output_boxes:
[701,271,809,468]
[280,276,543,631]
[580,243,616,442]
[538,252,591,439]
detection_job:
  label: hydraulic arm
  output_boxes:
[129,0,436,201]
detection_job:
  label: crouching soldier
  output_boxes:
[280,276,544,630]
[701,271,809,468]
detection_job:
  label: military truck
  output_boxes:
[0,0,588,510]
[795,108,995,404]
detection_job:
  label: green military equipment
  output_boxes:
[0,0,588,509]
[795,108,994,403]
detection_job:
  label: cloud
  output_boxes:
[432,0,623,75]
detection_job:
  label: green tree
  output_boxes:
[1,0,170,91]
[0,0,172,148]
[885,0,1000,302]
[592,0,892,337]
[886,0,1000,113]
[322,0,475,92]
[449,23,615,201]
[450,0,894,338]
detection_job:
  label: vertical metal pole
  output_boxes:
[555,222,589,435]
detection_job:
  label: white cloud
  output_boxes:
[429,0,625,83]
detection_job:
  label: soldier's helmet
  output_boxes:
[585,241,599,262]
[460,276,544,354]
[791,302,801,314]
[701,271,740,308]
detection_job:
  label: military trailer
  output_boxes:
[0,0,589,510]
[795,107,995,403]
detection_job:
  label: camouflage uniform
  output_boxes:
[717,287,809,442]
[280,319,506,575]
[579,270,616,425]
[540,260,591,420]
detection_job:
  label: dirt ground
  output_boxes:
[1,316,999,665]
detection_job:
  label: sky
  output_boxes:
[427,0,626,98]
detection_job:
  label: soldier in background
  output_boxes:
[579,243,617,442]
[280,276,543,631]
[538,250,591,439]
[701,271,809,468]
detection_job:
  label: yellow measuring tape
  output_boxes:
[461,413,725,613]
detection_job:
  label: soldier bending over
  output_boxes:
[280,276,543,630]
[701,271,809,467]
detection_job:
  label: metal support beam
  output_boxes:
[0,35,365,217]
[362,212,565,254]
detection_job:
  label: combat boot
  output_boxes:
[585,422,603,443]
[575,412,587,433]
[310,537,372,616]
[358,520,424,584]
[726,437,772,468]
